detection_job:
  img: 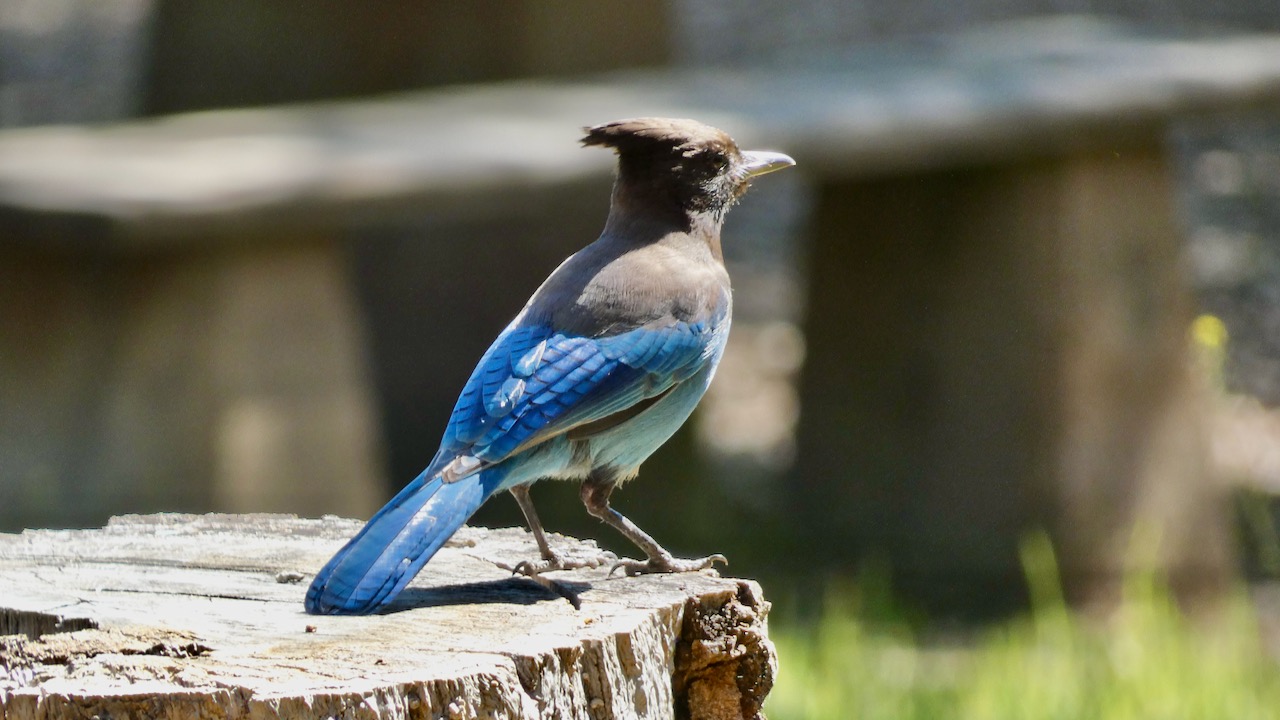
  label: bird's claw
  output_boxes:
[508,550,616,577]
[609,553,727,577]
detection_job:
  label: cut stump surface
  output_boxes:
[0,514,774,720]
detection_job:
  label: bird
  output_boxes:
[305,117,795,615]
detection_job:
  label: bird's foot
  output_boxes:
[610,553,727,577]
[505,548,617,577]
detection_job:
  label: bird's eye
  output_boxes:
[698,153,729,176]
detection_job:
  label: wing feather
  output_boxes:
[426,318,717,480]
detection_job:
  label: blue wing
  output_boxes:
[425,316,721,481]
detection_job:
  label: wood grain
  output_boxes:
[0,514,774,720]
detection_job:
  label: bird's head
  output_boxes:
[583,117,794,226]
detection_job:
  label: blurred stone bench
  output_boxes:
[3,16,1280,606]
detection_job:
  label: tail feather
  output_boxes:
[305,469,500,615]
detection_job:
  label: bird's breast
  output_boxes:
[554,243,728,332]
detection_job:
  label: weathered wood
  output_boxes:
[793,147,1232,612]
[0,514,774,720]
[3,20,1280,241]
[0,238,386,532]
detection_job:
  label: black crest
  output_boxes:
[582,118,746,216]
[582,118,737,157]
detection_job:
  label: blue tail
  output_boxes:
[305,469,501,614]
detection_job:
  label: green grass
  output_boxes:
[766,534,1280,719]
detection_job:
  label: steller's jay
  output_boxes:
[306,117,794,615]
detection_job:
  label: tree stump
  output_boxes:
[0,514,774,720]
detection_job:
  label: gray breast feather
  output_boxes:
[530,236,730,336]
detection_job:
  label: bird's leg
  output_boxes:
[511,485,556,561]
[580,474,726,577]
[508,484,613,576]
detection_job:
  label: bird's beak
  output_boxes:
[739,150,796,178]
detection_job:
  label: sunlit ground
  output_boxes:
[766,534,1280,720]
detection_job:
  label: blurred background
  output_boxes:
[5,0,1280,716]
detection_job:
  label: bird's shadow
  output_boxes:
[384,575,593,613]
